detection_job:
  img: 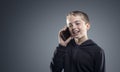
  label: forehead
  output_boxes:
[66,15,84,23]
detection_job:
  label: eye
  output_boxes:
[69,23,73,27]
[76,23,80,25]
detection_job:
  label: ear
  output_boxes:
[86,23,90,31]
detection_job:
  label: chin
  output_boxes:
[73,35,83,39]
[73,35,79,39]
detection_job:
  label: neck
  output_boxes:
[74,35,88,45]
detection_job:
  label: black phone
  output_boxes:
[60,27,71,41]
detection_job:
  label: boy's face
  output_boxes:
[66,15,90,39]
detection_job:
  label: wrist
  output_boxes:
[59,43,67,47]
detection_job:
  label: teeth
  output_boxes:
[73,30,79,34]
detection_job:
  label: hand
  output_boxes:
[58,26,72,47]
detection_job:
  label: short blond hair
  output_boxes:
[67,10,89,23]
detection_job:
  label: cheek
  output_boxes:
[68,28,72,32]
[78,24,84,30]
[79,26,87,33]
[78,25,83,31]
[69,29,73,34]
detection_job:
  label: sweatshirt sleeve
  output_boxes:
[50,44,66,72]
[94,49,105,72]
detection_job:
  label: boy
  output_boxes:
[50,10,105,72]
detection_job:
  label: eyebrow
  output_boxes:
[74,20,81,23]
[68,20,81,25]
[69,20,81,24]
[69,20,80,24]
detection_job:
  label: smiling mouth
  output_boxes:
[72,30,80,35]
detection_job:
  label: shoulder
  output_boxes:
[91,40,105,55]
[88,39,104,53]
[88,40,105,60]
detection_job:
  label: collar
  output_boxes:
[70,39,95,47]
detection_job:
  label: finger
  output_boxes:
[65,37,72,44]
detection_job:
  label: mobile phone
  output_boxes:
[60,27,71,41]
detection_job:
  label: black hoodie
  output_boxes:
[50,39,105,72]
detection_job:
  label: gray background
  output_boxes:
[1,0,120,72]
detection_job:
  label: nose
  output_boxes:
[72,24,77,29]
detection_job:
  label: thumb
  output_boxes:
[64,37,73,45]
